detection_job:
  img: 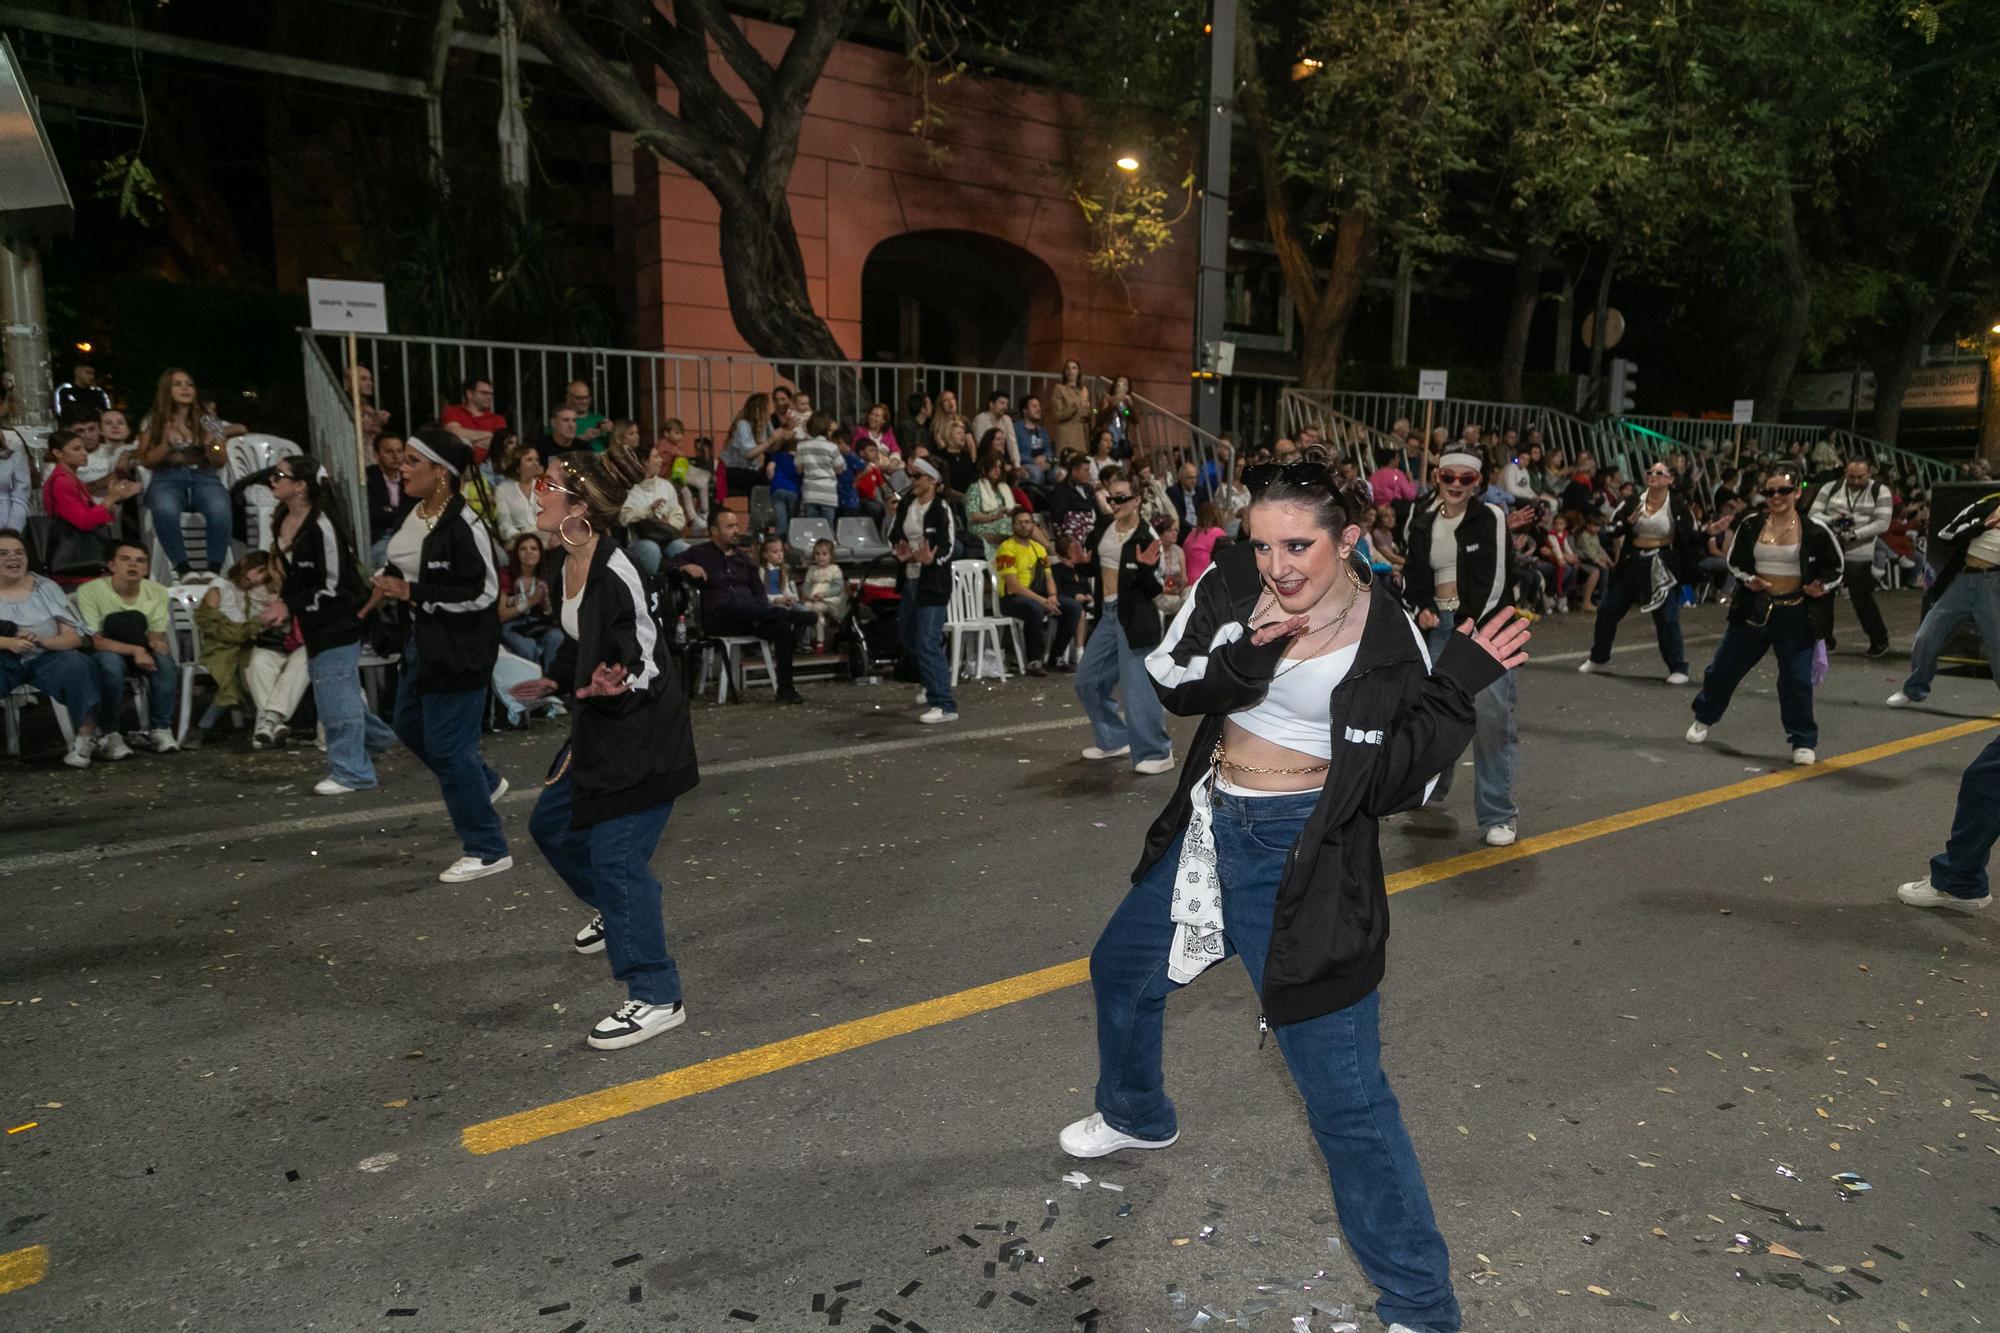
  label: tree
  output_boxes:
[506,0,867,363]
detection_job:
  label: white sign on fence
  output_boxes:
[307,278,389,335]
[1731,398,1755,424]
[1417,369,1448,401]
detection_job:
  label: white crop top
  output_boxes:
[1631,499,1673,540]
[1429,509,1464,585]
[1968,525,2000,565]
[1754,540,1801,578]
[1099,521,1133,601]
[1228,642,1359,761]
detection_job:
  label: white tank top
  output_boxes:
[1099,521,1134,602]
[1228,642,1359,761]
[1968,525,2000,565]
[1429,509,1464,585]
[1754,541,1801,578]
[1631,498,1673,540]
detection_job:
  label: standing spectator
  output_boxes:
[137,367,232,575]
[54,361,112,422]
[500,533,565,673]
[888,459,960,723]
[1166,462,1211,533]
[0,528,104,768]
[1015,395,1052,481]
[1076,468,1173,774]
[269,456,399,794]
[620,448,688,578]
[800,538,848,652]
[441,377,507,465]
[971,391,1019,467]
[765,435,802,538]
[494,440,545,545]
[565,380,610,450]
[723,392,775,499]
[1807,457,1894,658]
[77,540,181,755]
[672,509,809,705]
[1183,502,1229,584]
[1049,360,1091,457]
[1051,534,1095,665]
[1086,428,1119,484]
[0,422,34,530]
[794,413,843,527]
[42,428,136,585]
[1096,375,1138,457]
[534,408,580,469]
[366,434,415,564]
[994,508,1070,677]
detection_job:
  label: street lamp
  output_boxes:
[1115,155,1140,173]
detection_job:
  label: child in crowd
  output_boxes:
[800,538,848,653]
[853,440,888,524]
[1573,514,1612,608]
[757,537,799,607]
[1051,534,1095,665]
[1541,513,1582,612]
[189,551,309,749]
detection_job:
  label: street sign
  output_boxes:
[1417,369,1448,401]
[1732,398,1755,424]
[307,278,389,334]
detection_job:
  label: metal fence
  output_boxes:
[1619,416,1955,492]
[301,335,373,548]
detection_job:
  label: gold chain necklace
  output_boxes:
[1251,583,1361,679]
[416,493,448,532]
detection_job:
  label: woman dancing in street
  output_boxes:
[512,440,700,1050]
[1058,457,1529,1333]
[1686,463,1843,765]
[1578,460,1698,683]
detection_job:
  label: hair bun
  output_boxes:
[601,433,649,491]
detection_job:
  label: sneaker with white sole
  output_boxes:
[588,999,685,1050]
[96,732,134,761]
[1894,877,1990,913]
[1081,744,1131,761]
[438,854,513,883]
[1133,754,1176,776]
[1665,672,1690,685]
[1059,1111,1179,1159]
[149,728,179,753]
[314,778,360,796]
[915,688,931,706]
[574,913,607,954]
[1886,691,1911,707]
[1685,721,1709,744]
[1577,659,1602,674]
[917,707,958,725]
[1483,823,1518,847]
[489,776,509,804]
[1791,747,1817,766]
[63,734,94,769]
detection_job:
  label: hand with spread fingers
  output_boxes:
[1458,606,1532,671]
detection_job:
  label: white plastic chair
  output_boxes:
[945,558,1025,682]
[3,684,74,757]
[788,516,838,562]
[226,434,301,551]
[695,636,777,703]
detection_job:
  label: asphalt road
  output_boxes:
[2,591,1996,1333]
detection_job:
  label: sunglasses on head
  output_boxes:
[1242,460,1335,495]
[1436,470,1481,487]
[533,473,580,498]
[1762,485,1796,498]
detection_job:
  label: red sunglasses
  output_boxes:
[1437,470,1481,486]
[533,473,579,498]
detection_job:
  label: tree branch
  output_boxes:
[677,0,772,103]
[746,0,867,211]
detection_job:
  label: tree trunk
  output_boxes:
[1756,186,1812,421]
[1865,306,1945,447]
[1498,238,1551,403]
[1293,209,1377,391]
[1982,350,2000,465]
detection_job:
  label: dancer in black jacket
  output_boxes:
[511,439,701,1050]
[1579,461,1699,683]
[1057,460,1528,1333]
[375,429,511,882]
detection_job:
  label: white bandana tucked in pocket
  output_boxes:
[1169,770,1226,984]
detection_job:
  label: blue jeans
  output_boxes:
[392,635,509,862]
[626,538,690,579]
[897,584,955,712]
[1902,568,2000,701]
[1076,611,1171,762]
[146,466,232,569]
[802,502,838,527]
[1931,732,2000,900]
[1588,554,1686,672]
[770,490,798,538]
[0,648,98,730]
[91,648,178,731]
[1692,601,1817,748]
[1424,623,1517,830]
[1089,795,1460,1332]
[310,640,397,789]
[502,624,565,674]
[531,754,681,1005]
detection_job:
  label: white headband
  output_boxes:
[909,458,941,482]
[408,437,461,477]
[1438,450,1482,474]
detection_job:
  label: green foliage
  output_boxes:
[92,153,163,226]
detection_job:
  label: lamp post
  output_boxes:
[1191,0,1237,439]
[1981,323,2000,466]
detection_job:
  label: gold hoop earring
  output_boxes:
[1346,559,1373,591]
[558,515,592,549]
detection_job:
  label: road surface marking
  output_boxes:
[0,1245,48,1295]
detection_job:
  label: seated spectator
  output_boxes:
[199,395,250,445]
[499,532,564,673]
[1166,462,1210,533]
[54,361,112,423]
[1573,514,1613,607]
[76,540,181,755]
[672,509,810,704]
[898,392,931,458]
[1540,513,1582,611]
[0,528,105,767]
[795,413,843,527]
[1150,513,1189,619]
[620,447,688,577]
[492,440,545,546]
[0,423,30,530]
[1046,452,1105,553]
[655,417,692,465]
[565,380,610,451]
[42,428,137,585]
[441,377,506,465]
[965,450,1015,556]
[1014,395,1052,481]
[366,434,414,564]
[678,442,713,538]
[191,551,310,749]
[852,440,889,524]
[936,417,978,494]
[800,538,848,652]
[1183,502,1228,583]
[136,368,232,576]
[1051,532,1096,665]
[756,536,799,607]
[1132,458,1173,525]
[971,391,1019,467]
[534,407,580,470]
[994,509,1076,677]
[855,402,900,458]
[1368,454,1416,511]
[1353,506,1395,581]
[724,392,775,500]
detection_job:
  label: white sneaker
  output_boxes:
[1886,691,1910,707]
[1577,659,1602,674]
[1791,747,1817,766]
[1059,1111,1178,1159]
[148,728,179,753]
[1665,672,1690,685]
[63,734,94,769]
[314,778,359,796]
[574,913,607,954]
[1895,877,1991,913]
[915,688,931,706]
[1081,744,1131,761]
[438,855,513,883]
[1133,754,1176,776]
[96,732,134,761]
[489,776,509,804]
[917,707,958,724]
[1685,722,1709,744]
[1483,824,1518,847]
[588,999,685,1050]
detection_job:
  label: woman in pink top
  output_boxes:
[1181,501,1227,583]
[855,402,901,456]
[43,429,139,585]
[1367,459,1417,507]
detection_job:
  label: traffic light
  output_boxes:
[1607,358,1638,415]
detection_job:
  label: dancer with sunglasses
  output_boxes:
[509,443,702,1049]
[1578,461,1699,683]
[1399,451,1521,846]
[1076,466,1175,774]
[375,429,513,881]
[1686,464,1844,765]
[1059,455,1530,1333]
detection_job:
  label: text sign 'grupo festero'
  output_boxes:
[307,278,389,335]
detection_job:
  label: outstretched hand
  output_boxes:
[509,677,558,703]
[1457,606,1531,672]
[576,662,630,698]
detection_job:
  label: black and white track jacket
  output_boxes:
[1724,509,1846,638]
[278,506,368,655]
[1924,491,2000,609]
[388,495,501,693]
[1401,497,1511,626]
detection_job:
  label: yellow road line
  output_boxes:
[463,714,1997,1155]
[0,1245,48,1296]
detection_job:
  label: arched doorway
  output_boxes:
[861,230,1063,369]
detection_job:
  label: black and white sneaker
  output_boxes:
[573,913,607,954]
[587,999,685,1050]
